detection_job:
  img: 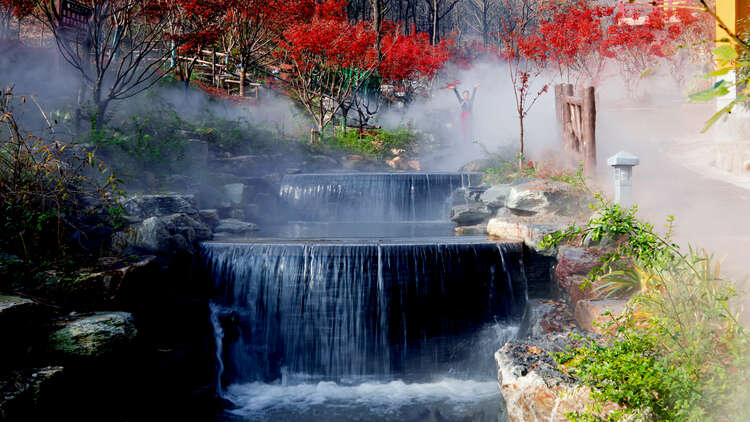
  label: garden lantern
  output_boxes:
[607,151,639,207]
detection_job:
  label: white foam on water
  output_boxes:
[224,378,501,417]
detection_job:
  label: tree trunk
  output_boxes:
[432,0,438,45]
[239,66,246,97]
[518,116,525,169]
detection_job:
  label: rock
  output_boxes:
[386,156,410,170]
[48,312,137,359]
[130,213,212,254]
[215,219,259,235]
[554,246,603,303]
[450,204,492,226]
[479,184,511,209]
[121,194,199,219]
[574,299,629,334]
[459,158,494,172]
[0,296,37,321]
[556,246,601,278]
[505,179,578,216]
[132,216,172,252]
[487,214,573,253]
[454,224,488,236]
[0,366,64,419]
[407,160,421,170]
[496,334,620,422]
[214,155,265,174]
[223,183,244,205]
[518,299,577,338]
[568,276,606,310]
[228,208,245,220]
[199,209,220,230]
[0,296,44,370]
[65,256,159,310]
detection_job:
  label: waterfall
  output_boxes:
[204,240,526,385]
[279,172,481,222]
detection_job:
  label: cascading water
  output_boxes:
[279,172,481,222]
[203,172,530,421]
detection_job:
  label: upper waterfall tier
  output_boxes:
[278,172,482,223]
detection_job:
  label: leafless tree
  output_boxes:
[37,0,174,129]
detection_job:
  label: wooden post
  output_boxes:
[554,84,563,140]
[211,48,217,87]
[582,86,597,173]
[561,84,574,152]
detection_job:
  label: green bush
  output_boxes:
[543,196,750,421]
[322,128,416,159]
[1,89,123,289]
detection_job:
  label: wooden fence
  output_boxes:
[554,83,596,172]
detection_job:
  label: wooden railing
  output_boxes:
[554,84,596,172]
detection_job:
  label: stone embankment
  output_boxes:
[449,173,631,421]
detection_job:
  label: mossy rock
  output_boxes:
[48,312,137,359]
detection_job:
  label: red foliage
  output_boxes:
[0,0,35,18]
[521,2,614,84]
[378,27,449,81]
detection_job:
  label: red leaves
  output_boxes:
[0,0,37,18]
[378,29,449,81]
[280,17,376,72]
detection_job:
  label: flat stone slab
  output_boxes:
[487,214,575,253]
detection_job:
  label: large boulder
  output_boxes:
[129,213,212,255]
[496,334,620,422]
[48,312,137,359]
[63,256,160,310]
[121,194,199,219]
[450,204,492,226]
[555,246,603,304]
[479,184,511,209]
[487,214,573,253]
[505,179,579,216]
[0,296,44,371]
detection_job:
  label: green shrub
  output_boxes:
[543,196,750,421]
[0,88,123,289]
[323,128,416,159]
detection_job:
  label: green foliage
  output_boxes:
[322,128,416,159]
[690,45,750,132]
[0,88,124,289]
[558,332,697,421]
[542,194,750,421]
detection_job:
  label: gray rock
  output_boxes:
[49,312,137,359]
[223,183,245,205]
[228,208,245,220]
[0,295,36,318]
[122,194,199,218]
[130,213,212,254]
[199,209,221,230]
[215,219,259,235]
[450,204,492,226]
[505,179,577,216]
[459,158,493,172]
[479,184,511,209]
[0,366,64,418]
[495,333,621,422]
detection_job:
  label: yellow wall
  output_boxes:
[716,0,750,44]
